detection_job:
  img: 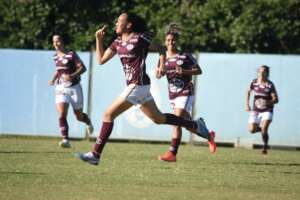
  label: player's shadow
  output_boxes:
[0,150,70,154]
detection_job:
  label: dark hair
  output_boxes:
[124,12,147,33]
[261,65,270,76]
[52,33,70,45]
[166,23,180,36]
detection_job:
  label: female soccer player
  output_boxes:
[49,34,93,148]
[156,24,216,162]
[245,65,279,154]
[77,12,215,165]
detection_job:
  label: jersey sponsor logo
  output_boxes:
[169,78,184,93]
[126,44,134,50]
[254,98,267,109]
[119,54,136,58]
[176,60,183,65]
[62,59,69,64]
[56,66,68,70]
[129,38,138,43]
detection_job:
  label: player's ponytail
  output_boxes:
[125,12,148,33]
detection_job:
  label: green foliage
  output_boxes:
[0,0,299,53]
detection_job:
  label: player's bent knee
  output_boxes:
[151,117,164,124]
[103,111,114,121]
[75,113,83,120]
[248,128,256,134]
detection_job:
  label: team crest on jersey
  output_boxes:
[126,44,134,50]
[176,60,183,65]
[62,59,69,64]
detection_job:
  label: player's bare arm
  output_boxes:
[268,90,279,105]
[67,62,86,81]
[48,71,58,86]
[176,65,202,76]
[95,25,116,65]
[150,43,167,78]
[245,88,252,111]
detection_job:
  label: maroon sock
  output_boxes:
[81,113,91,125]
[59,117,69,139]
[93,122,114,156]
[76,113,91,125]
[164,113,196,129]
[169,138,181,155]
[262,133,269,150]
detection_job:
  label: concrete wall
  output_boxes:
[1,49,299,146]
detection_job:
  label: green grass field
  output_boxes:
[0,136,299,200]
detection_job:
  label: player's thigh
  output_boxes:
[103,96,133,121]
[260,112,272,131]
[140,99,165,123]
[174,108,191,119]
[261,120,271,130]
[248,123,259,133]
[70,84,84,110]
[56,102,69,116]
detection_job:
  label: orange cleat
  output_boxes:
[208,130,217,153]
[158,151,176,162]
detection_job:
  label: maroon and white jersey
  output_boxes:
[109,33,152,85]
[250,79,276,112]
[53,51,83,86]
[165,53,198,100]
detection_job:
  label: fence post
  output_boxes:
[190,51,200,145]
[85,49,94,140]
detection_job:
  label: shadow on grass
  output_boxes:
[0,171,46,175]
[228,161,300,167]
[249,162,300,167]
[0,150,70,154]
[255,170,300,175]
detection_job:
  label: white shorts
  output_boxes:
[120,84,154,105]
[169,95,194,113]
[55,83,83,110]
[248,111,273,124]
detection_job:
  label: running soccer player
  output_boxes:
[76,12,215,165]
[156,24,216,162]
[245,65,279,154]
[49,34,94,148]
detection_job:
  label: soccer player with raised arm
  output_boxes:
[76,12,215,165]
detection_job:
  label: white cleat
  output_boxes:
[75,151,99,166]
[86,124,94,135]
[58,140,71,148]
